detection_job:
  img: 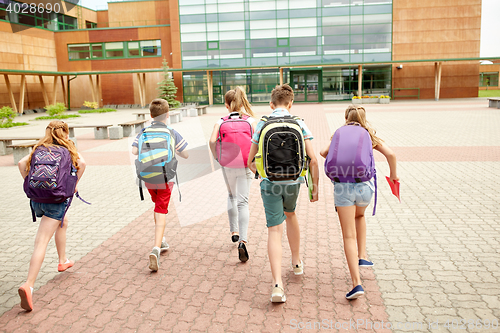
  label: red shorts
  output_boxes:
[146,182,174,214]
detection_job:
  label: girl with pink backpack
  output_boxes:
[320,105,398,300]
[209,86,256,262]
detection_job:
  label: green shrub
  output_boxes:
[0,106,28,128]
[34,114,80,120]
[78,108,117,114]
[44,103,67,117]
[0,106,15,126]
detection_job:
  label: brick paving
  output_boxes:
[0,99,499,332]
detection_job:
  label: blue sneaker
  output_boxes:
[359,259,373,267]
[346,285,364,300]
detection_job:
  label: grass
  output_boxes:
[0,122,29,128]
[34,114,81,120]
[479,89,500,98]
[78,108,117,114]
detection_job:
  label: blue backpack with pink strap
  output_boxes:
[324,123,377,215]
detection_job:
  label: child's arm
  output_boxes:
[177,149,189,159]
[304,140,319,202]
[76,153,86,180]
[247,143,258,174]
[18,155,30,178]
[373,142,399,182]
[209,123,219,160]
[320,141,331,159]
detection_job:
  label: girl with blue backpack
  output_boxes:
[17,121,86,311]
[209,86,256,262]
[320,105,398,300]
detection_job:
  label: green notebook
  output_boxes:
[307,169,313,200]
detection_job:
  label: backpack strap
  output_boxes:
[260,116,269,122]
[374,174,377,215]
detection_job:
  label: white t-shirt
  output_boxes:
[216,112,256,126]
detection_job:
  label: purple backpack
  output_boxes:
[24,145,86,226]
[324,124,377,215]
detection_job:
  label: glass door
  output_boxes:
[291,71,322,102]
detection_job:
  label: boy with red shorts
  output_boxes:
[132,99,189,271]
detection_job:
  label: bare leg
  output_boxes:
[355,206,369,260]
[284,212,301,266]
[24,216,60,288]
[55,217,69,265]
[337,206,361,288]
[154,212,166,248]
[268,223,284,287]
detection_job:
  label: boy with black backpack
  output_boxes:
[132,99,188,272]
[247,84,319,303]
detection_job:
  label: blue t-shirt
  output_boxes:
[251,108,313,184]
[132,121,188,152]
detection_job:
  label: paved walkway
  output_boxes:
[0,99,499,332]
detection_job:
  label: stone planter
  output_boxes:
[362,98,379,104]
[379,98,390,104]
[352,99,362,104]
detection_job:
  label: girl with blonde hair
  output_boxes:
[320,105,398,300]
[209,86,256,262]
[17,121,86,311]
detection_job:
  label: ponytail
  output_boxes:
[226,86,255,118]
[345,105,383,147]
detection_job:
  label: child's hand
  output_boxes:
[310,192,318,202]
[389,175,399,182]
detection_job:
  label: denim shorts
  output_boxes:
[31,200,69,221]
[334,181,374,207]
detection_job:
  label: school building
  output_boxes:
[0,0,496,112]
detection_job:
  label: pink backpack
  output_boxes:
[215,112,253,168]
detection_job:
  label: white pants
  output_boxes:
[222,167,253,242]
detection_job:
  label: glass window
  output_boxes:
[91,44,102,58]
[480,72,499,87]
[141,40,161,56]
[105,42,124,58]
[277,38,289,47]
[208,41,219,50]
[128,42,140,56]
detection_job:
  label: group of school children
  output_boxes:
[16,84,398,312]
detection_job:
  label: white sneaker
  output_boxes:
[271,284,286,303]
[160,237,169,252]
[149,247,160,271]
[292,260,304,275]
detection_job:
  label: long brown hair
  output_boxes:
[345,105,383,147]
[26,121,80,172]
[225,86,254,118]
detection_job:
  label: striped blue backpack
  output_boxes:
[135,123,178,200]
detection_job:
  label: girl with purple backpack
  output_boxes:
[209,86,256,262]
[320,105,398,300]
[17,121,86,311]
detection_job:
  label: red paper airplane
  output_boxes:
[386,176,401,202]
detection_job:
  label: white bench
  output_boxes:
[488,98,500,108]
[69,125,113,140]
[118,119,148,137]
[7,141,37,165]
[0,137,40,155]
[169,111,182,124]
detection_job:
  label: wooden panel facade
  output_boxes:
[107,1,161,27]
[392,0,481,99]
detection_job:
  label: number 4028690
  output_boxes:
[5,2,61,14]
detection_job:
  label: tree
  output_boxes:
[157,60,181,108]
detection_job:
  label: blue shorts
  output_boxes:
[31,200,69,221]
[334,181,374,207]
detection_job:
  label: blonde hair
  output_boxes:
[344,105,383,147]
[225,86,254,117]
[26,121,80,172]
